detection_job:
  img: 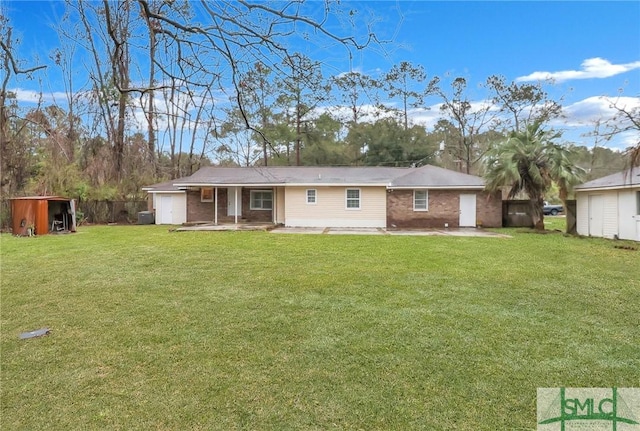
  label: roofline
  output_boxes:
[174,183,485,190]
[389,185,485,190]
[174,182,391,188]
[575,184,640,192]
[142,189,185,193]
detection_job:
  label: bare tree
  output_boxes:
[602,95,640,168]
[0,11,47,195]
[434,77,495,174]
[383,61,435,131]
[136,0,379,147]
[485,75,562,133]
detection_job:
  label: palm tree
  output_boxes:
[484,121,585,230]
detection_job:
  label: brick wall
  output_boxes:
[387,189,501,228]
[242,188,273,222]
[186,190,215,222]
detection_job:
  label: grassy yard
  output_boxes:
[1,226,638,430]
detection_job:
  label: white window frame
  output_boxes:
[201,187,214,203]
[250,190,273,210]
[306,189,317,205]
[345,188,361,210]
[413,189,428,211]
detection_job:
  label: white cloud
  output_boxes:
[561,96,640,127]
[10,88,69,104]
[516,58,640,83]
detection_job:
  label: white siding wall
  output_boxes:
[577,188,640,241]
[284,186,387,227]
[154,192,186,225]
[576,192,589,236]
[602,192,619,239]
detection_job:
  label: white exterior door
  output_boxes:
[227,187,242,216]
[588,195,604,237]
[459,194,477,227]
[160,195,173,224]
[618,191,636,241]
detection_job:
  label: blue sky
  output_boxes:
[4,1,640,150]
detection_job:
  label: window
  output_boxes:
[250,190,273,210]
[346,189,360,209]
[414,190,428,211]
[306,189,317,204]
[201,188,213,202]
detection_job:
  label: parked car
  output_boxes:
[543,201,563,216]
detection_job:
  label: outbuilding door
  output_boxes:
[159,195,173,224]
[588,195,604,237]
[459,194,477,227]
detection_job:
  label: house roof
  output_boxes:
[390,165,485,189]
[575,168,640,191]
[144,165,486,191]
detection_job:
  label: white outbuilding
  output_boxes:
[142,180,187,225]
[575,169,640,241]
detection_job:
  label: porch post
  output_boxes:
[234,187,238,224]
[214,187,218,225]
[272,187,276,224]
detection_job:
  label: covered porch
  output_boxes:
[185,186,285,225]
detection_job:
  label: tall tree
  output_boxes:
[137,0,378,159]
[484,121,584,230]
[0,10,47,196]
[383,61,434,131]
[301,113,347,166]
[331,71,381,164]
[276,53,329,166]
[435,77,496,174]
[349,118,436,167]
[485,75,561,133]
[239,62,277,165]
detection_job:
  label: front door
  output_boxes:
[459,194,477,227]
[227,187,242,216]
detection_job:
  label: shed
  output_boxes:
[10,196,77,236]
[141,181,187,225]
[574,169,640,241]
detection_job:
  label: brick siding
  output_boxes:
[387,189,502,228]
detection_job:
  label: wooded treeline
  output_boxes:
[1,1,637,213]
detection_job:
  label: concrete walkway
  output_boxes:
[271,226,511,237]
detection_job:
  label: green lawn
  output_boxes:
[1,226,638,430]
